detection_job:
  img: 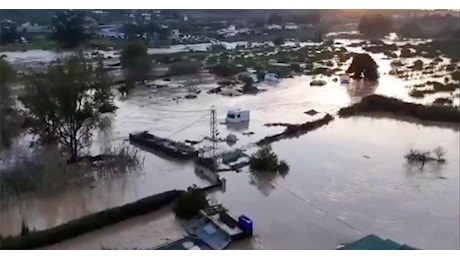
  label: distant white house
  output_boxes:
[98,27,125,39]
[141,13,152,21]
[217,25,252,38]
[266,24,282,30]
[20,22,49,33]
[284,23,298,30]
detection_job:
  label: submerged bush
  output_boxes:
[249,145,290,174]
[208,63,243,77]
[346,53,379,80]
[167,61,202,76]
[452,71,460,81]
[173,186,208,220]
[338,94,460,123]
[433,97,453,106]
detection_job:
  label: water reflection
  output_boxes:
[346,79,379,102]
[249,170,289,196]
[226,122,250,132]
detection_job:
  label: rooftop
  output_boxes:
[339,234,417,250]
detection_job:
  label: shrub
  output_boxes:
[249,146,290,174]
[338,94,460,123]
[413,59,424,70]
[273,36,285,46]
[173,186,208,220]
[409,89,425,98]
[278,160,290,175]
[346,53,379,80]
[168,61,201,76]
[208,63,242,77]
[451,71,460,81]
[433,97,453,106]
[400,48,416,58]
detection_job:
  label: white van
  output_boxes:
[226,109,250,124]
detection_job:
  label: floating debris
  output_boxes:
[304,109,319,116]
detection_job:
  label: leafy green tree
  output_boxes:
[273,36,285,46]
[51,10,89,48]
[121,41,153,83]
[168,61,201,76]
[0,59,20,149]
[208,63,242,77]
[19,55,117,162]
[0,20,19,44]
[249,145,289,174]
[267,13,283,25]
[173,186,208,220]
[358,14,392,38]
[346,53,379,80]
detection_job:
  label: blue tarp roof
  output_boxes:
[339,234,417,250]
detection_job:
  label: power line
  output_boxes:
[167,113,209,138]
[275,181,366,236]
[150,108,211,113]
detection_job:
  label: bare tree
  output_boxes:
[433,146,447,160]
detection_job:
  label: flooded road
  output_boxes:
[1,40,459,249]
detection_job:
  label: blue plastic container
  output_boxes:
[238,215,253,234]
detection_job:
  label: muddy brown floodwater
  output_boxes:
[1,39,459,250]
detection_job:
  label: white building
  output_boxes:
[284,23,298,30]
[266,24,283,30]
[20,22,49,33]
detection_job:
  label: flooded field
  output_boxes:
[1,39,459,250]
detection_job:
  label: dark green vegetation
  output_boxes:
[358,13,392,38]
[121,41,153,84]
[273,36,285,46]
[173,186,208,220]
[167,61,202,76]
[257,114,335,146]
[203,43,352,80]
[405,146,447,169]
[51,10,89,48]
[19,55,117,163]
[0,20,20,44]
[0,59,21,149]
[346,53,379,80]
[433,97,453,106]
[0,190,183,250]
[0,146,143,199]
[408,81,459,99]
[249,146,289,174]
[339,95,460,123]
[397,14,460,39]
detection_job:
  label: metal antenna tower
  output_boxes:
[210,105,217,159]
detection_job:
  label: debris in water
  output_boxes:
[304,109,319,116]
[184,94,197,99]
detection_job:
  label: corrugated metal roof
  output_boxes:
[339,234,417,250]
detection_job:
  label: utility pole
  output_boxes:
[210,105,217,160]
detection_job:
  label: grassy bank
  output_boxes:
[257,114,335,146]
[338,95,460,123]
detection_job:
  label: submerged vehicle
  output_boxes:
[225,109,250,124]
[129,131,198,159]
